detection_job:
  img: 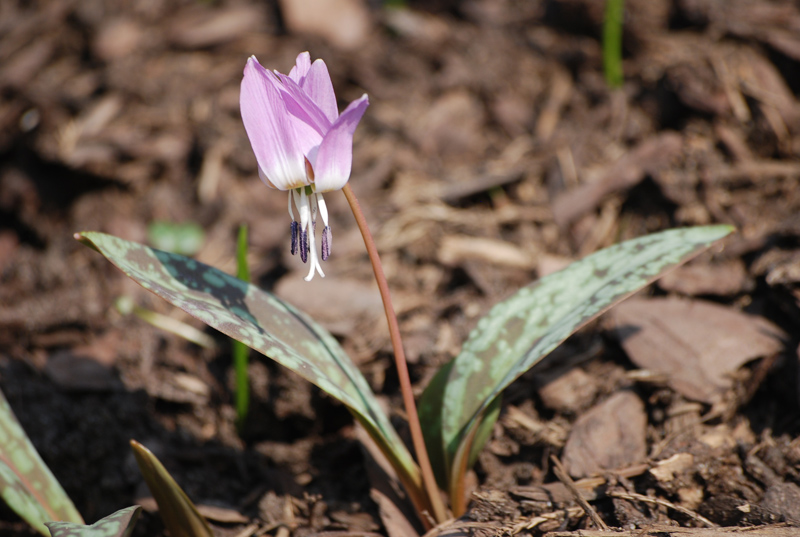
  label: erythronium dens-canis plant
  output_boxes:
[61,51,734,532]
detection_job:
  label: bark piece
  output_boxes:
[562,391,647,478]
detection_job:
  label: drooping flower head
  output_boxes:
[240,52,369,280]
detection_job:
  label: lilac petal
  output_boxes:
[288,52,311,84]
[241,57,307,190]
[301,60,338,124]
[275,73,332,142]
[312,94,369,193]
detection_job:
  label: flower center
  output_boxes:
[289,186,331,281]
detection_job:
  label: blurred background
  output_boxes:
[2,0,800,535]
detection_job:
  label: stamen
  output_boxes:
[300,228,308,263]
[298,188,310,264]
[310,194,318,233]
[290,221,299,255]
[288,190,297,221]
[289,190,299,255]
[322,226,332,261]
[315,193,329,227]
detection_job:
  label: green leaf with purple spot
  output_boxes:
[75,232,420,493]
[0,389,83,535]
[45,506,140,537]
[419,225,734,497]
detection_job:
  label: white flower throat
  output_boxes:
[288,186,331,281]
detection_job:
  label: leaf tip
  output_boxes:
[74,232,101,253]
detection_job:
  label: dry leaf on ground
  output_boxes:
[611,297,785,404]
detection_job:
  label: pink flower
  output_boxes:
[240,52,369,280]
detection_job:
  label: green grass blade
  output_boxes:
[236,224,250,283]
[233,224,251,426]
[130,441,212,537]
[45,506,140,537]
[75,232,420,494]
[603,0,625,88]
[422,226,734,498]
[0,389,83,535]
[147,221,205,257]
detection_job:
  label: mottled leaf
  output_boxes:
[420,225,734,498]
[0,389,83,536]
[75,232,420,492]
[130,440,212,537]
[45,506,140,537]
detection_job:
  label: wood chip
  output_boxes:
[274,275,384,335]
[438,235,537,270]
[278,0,371,50]
[650,453,695,483]
[657,259,747,296]
[536,367,598,414]
[169,5,264,48]
[552,132,683,228]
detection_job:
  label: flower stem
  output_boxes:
[342,184,448,524]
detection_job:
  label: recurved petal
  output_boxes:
[288,52,312,83]
[312,94,369,193]
[302,59,338,124]
[275,72,332,138]
[241,56,308,190]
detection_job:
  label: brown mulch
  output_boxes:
[1,0,800,536]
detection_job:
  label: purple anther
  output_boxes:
[300,228,309,263]
[290,221,299,255]
[321,226,332,261]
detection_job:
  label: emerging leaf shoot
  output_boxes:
[130,440,213,537]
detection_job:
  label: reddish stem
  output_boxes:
[342,184,447,525]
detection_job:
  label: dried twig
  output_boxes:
[550,455,609,531]
[607,490,717,528]
[507,506,585,535]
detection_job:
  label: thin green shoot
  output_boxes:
[233,224,251,427]
[603,0,624,88]
[146,221,205,257]
[114,296,217,350]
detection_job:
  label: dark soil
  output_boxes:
[2,0,800,536]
